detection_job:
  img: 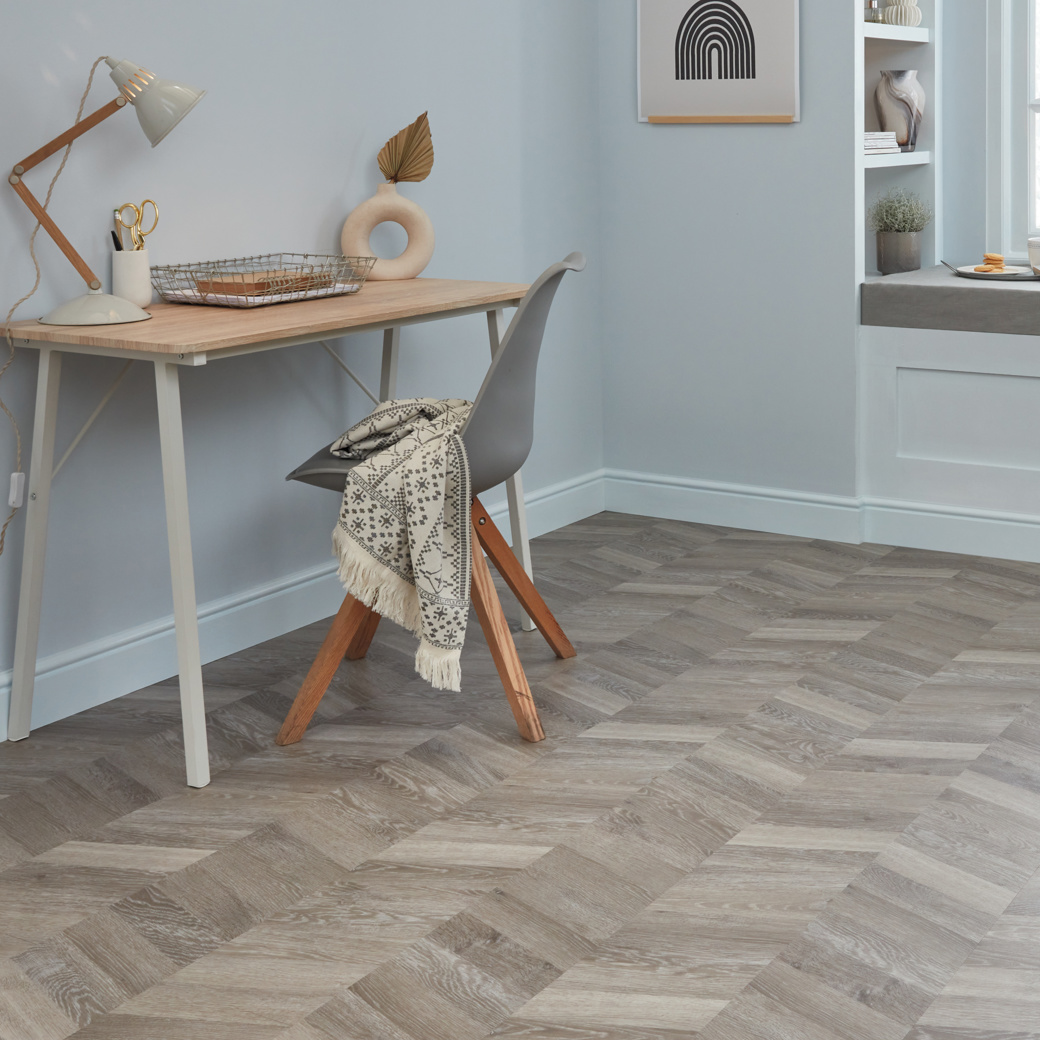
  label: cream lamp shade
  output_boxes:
[106,58,206,147]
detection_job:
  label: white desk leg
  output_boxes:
[380,327,400,401]
[154,362,210,788]
[487,309,535,632]
[8,348,62,740]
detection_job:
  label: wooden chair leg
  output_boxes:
[471,497,576,659]
[276,594,373,746]
[345,608,381,660]
[470,520,545,743]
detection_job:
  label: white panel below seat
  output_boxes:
[897,367,1040,471]
[861,325,1040,519]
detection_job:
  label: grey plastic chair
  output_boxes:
[277,253,586,748]
[285,252,586,495]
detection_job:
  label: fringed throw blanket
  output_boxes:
[330,398,473,691]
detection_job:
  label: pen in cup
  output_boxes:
[111,229,123,251]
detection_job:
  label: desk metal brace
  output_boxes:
[52,360,135,478]
[319,342,379,406]
[320,327,400,404]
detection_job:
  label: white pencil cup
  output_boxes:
[112,248,153,308]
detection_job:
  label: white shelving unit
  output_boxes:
[863,149,933,169]
[864,23,931,43]
[856,0,942,280]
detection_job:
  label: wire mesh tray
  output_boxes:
[150,253,376,308]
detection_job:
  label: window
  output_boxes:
[987,0,1030,259]
[1031,0,1040,233]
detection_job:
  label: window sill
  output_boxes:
[861,266,1040,336]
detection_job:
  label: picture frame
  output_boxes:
[637,0,801,124]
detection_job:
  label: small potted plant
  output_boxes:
[868,188,932,275]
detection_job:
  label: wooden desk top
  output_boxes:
[8,278,529,357]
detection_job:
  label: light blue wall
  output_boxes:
[0,0,603,735]
[596,0,860,498]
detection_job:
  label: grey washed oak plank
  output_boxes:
[490,570,1040,1038]
[377,676,1038,1036]
[3,514,1040,1039]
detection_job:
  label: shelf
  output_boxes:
[863,150,932,169]
[863,23,930,43]
[856,2,939,284]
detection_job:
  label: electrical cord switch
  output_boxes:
[8,472,24,508]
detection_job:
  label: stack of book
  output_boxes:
[865,131,901,155]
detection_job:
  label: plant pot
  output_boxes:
[876,231,921,275]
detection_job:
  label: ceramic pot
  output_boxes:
[876,231,921,275]
[883,0,923,27]
[875,69,925,152]
[340,182,434,281]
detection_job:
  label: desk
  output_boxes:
[7,278,530,787]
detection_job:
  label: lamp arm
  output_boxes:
[8,95,127,292]
[8,178,101,290]
[12,96,126,175]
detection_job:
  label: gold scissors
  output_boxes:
[116,199,159,250]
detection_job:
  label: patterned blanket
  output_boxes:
[330,398,473,691]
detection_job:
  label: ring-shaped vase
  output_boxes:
[341,182,434,281]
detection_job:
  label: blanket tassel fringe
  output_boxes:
[415,639,462,693]
[333,527,462,692]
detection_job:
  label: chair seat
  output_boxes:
[286,441,359,492]
[287,435,507,497]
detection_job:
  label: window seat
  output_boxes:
[861,265,1040,337]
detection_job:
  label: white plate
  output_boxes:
[956,265,1039,281]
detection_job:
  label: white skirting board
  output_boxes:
[606,469,1040,562]
[860,498,1040,563]
[0,562,348,742]
[604,469,863,544]
[6,466,1040,740]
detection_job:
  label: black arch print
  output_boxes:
[675,0,757,81]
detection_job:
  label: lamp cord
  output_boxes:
[0,56,108,558]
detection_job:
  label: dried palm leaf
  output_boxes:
[378,112,434,183]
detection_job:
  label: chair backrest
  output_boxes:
[461,251,585,495]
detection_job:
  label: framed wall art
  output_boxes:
[638,0,800,123]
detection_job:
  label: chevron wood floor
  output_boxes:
[2,512,1040,1040]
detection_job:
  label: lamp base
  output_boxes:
[40,290,152,326]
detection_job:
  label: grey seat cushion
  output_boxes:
[285,441,359,492]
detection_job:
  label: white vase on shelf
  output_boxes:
[875,70,925,152]
[883,0,923,27]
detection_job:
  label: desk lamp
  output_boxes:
[8,58,205,325]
